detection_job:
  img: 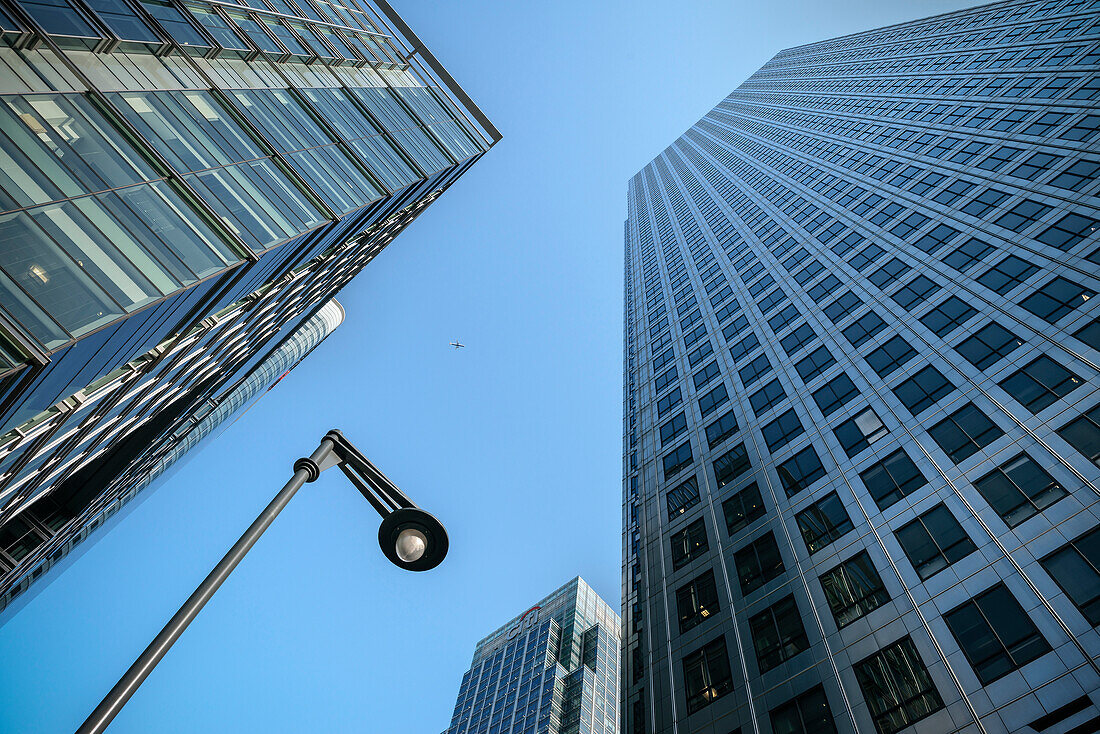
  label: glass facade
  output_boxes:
[0,0,498,613]
[443,578,621,734]
[621,2,1100,733]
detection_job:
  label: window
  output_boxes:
[866,336,917,377]
[687,340,713,368]
[699,384,729,418]
[974,453,1066,527]
[660,412,688,447]
[770,685,838,734]
[861,449,927,511]
[1011,152,1062,180]
[977,255,1038,294]
[956,322,1024,369]
[1037,214,1099,251]
[763,409,805,452]
[820,551,890,628]
[749,274,775,298]
[809,274,842,303]
[739,353,772,388]
[854,638,944,734]
[934,179,975,207]
[677,570,720,633]
[1061,114,1100,142]
[796,492,854,553]
[682,637,733,714]
[892,276,940,310]
[683,322,708,348]
[657,388,682,418]
[663,442,694,480]
[713,443,751,489]
[813,373,860,416]
[945,239,994,272]
[750,379,787,417]
[735,532,785,595]
[995,199,1053,232]
[729,334,760,362]
[1000,355,1083,413]
[723,483,765,536]
[914,223,962,254]
[893,365,954,415]
[1020,277,1094,323]
[1041,527,1100,625]
[768,304,801,333]
[849,244,886,271]
[833,408,889,458]
[978,145,1022,171]
[824,292,862,324]
[896,504,977,579]
[706,410,738,449]
[722,314,750,341]
[1050,159,1100,191]
[795,346,836,382]
[655,366,678,394]
[757,288,788,315]
[843,312,886,348]
[929,403,1004,463]
[671,517,708,570]
[892,212,931,240]
[962,188,1010,218]
[921,296,977,337]
[1057,404,1100,467]
[794,260,824,285]
[653,347,675,372]
[693,361,721,390]
[870,259,910,289]
[778,445,826,497]
[944,584,1051,685]
[781,323,817,356]
[750,595,809,673]
[1075,318,1100,351]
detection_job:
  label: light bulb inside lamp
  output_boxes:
[395,527,428,563]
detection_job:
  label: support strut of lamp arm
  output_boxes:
[75,429,448,734]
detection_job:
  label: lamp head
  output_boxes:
[378,507,449,572]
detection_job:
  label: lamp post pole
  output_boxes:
[75,430,447,734]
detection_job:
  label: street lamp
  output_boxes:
[76,429,448,734]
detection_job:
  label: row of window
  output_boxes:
[765,0,1093,70]
[680,555,1087,732]
[666,399,1092,567]
[682,631,941,734]
[13,0,407,67]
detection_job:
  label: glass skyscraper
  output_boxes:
[0,0,498,613]
[622,2,1099,733]
[443,577,621,734]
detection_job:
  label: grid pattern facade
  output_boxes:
[621,2,1100,733]
[444,578,622,734]
[0,0,497,612]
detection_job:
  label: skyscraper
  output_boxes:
[622,2,1099,733]
[443,577,621,734]
[0,0,498,613]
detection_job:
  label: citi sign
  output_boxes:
[505,605,541,639]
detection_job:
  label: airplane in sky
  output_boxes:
[450,341,465,349]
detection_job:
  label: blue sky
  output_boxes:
[0,1,981,732]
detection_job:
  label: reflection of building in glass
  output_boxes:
[621,2,1100,733]
[0,0,498,613]
[1,299,344,611]
[442,578,621,734]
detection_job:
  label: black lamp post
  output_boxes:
[75,429,448,734]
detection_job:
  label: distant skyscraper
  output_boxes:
[0,0,498,613]
[443,577,621,734]
[622,2,1100,733]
